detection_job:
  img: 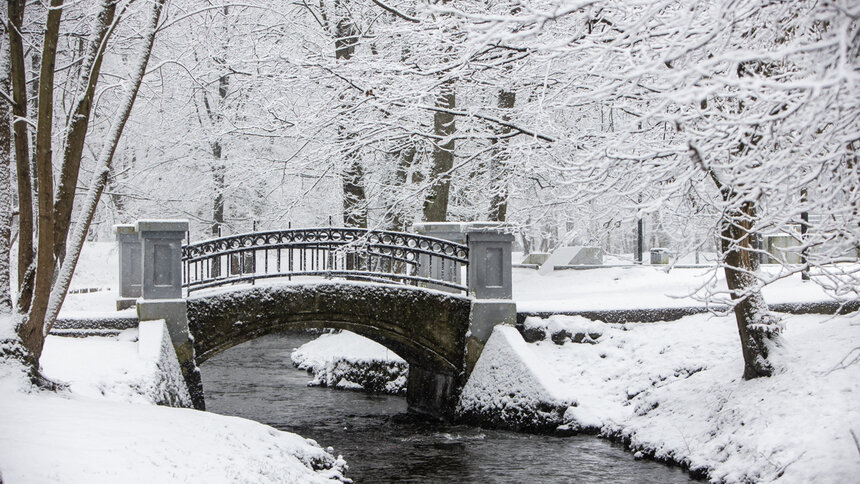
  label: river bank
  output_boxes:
[206,331,694,483]
[0,316,348,483]
[294,310,860,483]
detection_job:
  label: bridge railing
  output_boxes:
[180,227,469,294]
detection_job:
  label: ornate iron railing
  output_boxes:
[181,227,469,294]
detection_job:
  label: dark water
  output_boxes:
[201,332,694,483]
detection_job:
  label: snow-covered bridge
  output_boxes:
[116,221,516,419]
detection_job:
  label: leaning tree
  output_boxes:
[444,0,859,378]
[1,0,166,382]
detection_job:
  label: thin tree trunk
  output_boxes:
[387,142,416,231]
[487,89,515,222]
[7,0,33,297]
[209,7,229,237]
[0,34,13,312]
[211,141,224,236]
[335,13,366,228]
[342,152,367,228]
[719,196,781,379]
[53,0,116,264]
[422,83,455,222]
[691,144,782,380]
[800,188,809,281]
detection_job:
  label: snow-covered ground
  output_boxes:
[292,331,407,394]
[513,265,841,313]
[40,321,191,406]
[0,321,349,483]
[2,241,352,484]
[461,312,860,483]
[5,241,852,483]
[0,376,348,483]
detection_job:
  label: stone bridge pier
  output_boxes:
[119,220,515,419]
[118,220,205,409]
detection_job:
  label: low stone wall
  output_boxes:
[517,299,860,325]
[51,314,139,337]
[137,320,193,408]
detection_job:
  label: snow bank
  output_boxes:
[468,312,860,482]
[1,319,349,483]
[0,377,348,483]
[617,313,860,483]
[292,331,407,395]
[40,320,191,407]
[457,326,573,432]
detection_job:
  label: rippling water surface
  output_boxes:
[202,332,694,483]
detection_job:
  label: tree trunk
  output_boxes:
[487,89,515,222]
[20,0,64,364]
[211,141,225,236]
[335,14,366,228]
[0,36,13,312]
[423,84,455,222]
[7,0,33,296]
[53,1,116,264]
[209,7,230,237]
[387,142,416,231]
[690,142,782,380]
[719,196,782,379]
[44,0,166,334]
[342,153,367,228]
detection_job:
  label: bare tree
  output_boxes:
[1,0,166,381]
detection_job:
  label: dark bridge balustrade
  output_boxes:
[119,221,515,418]
[180,227,469,294]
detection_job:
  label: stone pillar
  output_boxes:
[467,229,513,299]
[406,365,458,421]
[135,219,204,409]
[465,227,516,376]
[137,220,187,300]
[115,224,141,311]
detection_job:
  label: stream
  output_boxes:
[201,332,694,483]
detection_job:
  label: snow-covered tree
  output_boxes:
[443,0,859,378]
[1,0,166,382]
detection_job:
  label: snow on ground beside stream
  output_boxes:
[466,312,860,483]
[0,314,349,483]
[39,322,192,407]
[11,240,853,483]
[0,378,349,483]
[292,331,408,394]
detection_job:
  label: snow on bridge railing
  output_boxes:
[180,227,470,294]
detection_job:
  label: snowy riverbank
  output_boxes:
[459,312,860,483]
[292,310,860,482]
[0,321,349,483]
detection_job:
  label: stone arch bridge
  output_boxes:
[117,221,516,419]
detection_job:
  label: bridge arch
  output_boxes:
[186,282,473,417]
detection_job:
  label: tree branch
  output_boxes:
[370,0,419,23]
